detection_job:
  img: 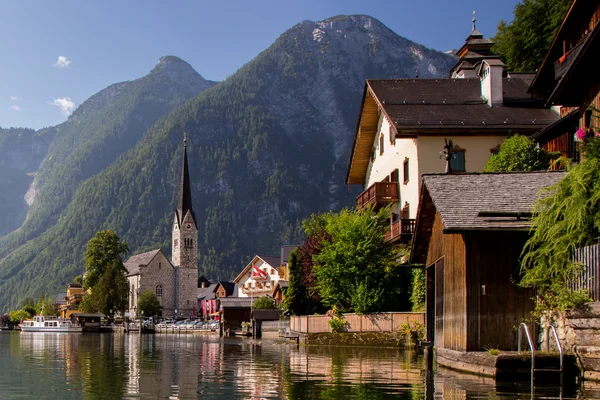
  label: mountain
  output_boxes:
[0,15,455,311]
[0,56,216,256]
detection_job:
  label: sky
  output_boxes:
[0,0,521,130]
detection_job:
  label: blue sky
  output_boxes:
[1,1,520,130]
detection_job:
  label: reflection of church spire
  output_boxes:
[177,133,196,226]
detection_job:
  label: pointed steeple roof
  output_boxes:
[177,134,196,227]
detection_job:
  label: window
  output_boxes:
[403,158,409,184]
[389,125,395,145]
[156,285,163,297]
[450,149,466,172]
[184,238,194,248]
[174,239,178,248]
[158,262,161,270]
[390,169,399,183]
[401,202,410,219]
[371,147,376,162]
[379,134,384,155]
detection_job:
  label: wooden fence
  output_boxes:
[571,241,600,301]
[290,312,424,334]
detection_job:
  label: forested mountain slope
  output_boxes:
[0,15,455,310]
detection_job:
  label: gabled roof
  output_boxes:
[280,245,297,265]
[124,249,171,276]
[198,283,218,300]
[529,109,579,143]
[410,171,567,264]
[346,79,559,185]
[55,293,67,305]
[233,255,280,283]
[216,281,236,296]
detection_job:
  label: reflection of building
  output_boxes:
[58,282,84,318]
[125,137,198,319]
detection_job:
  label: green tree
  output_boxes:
[138,290,162,317]
[520,138,600,312]
[282,250,308,315]
[84,230,129,289]
[493,0,571,72]
[483,134,556,172]
[253,296,277,310]
[36,293,57,316]
[90,258,130,316]
[9,309,31,323]
[310,207,406,313]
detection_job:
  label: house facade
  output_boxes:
[124,137,199,319]
[410,172,566,356]
[529,0,600,158]
[58,282,84,318]
[346,28,559,243]
[234,255,283,298]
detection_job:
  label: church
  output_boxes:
[124,137,198,319]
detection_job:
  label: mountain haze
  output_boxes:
[0,16,455,311]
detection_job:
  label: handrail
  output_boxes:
[549,325,564,373]
[518,322,535,383]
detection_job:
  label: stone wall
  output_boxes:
[540,302,600,381]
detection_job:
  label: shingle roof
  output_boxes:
[124,249,162,276]
[423,171,567,231]
[197,283,218,300]
[367,79,557,130]
[220,297,254,308]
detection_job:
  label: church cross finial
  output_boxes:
[184,132,187,145]
[472,10,476,31]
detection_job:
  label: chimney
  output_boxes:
[478,59,505,106]
[201,282,206,288]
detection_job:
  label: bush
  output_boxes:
[253,296,276,310]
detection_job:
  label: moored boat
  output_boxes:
[20,315,83,333]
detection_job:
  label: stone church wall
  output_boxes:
[139,252,176,318]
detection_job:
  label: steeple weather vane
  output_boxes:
[184,131,187,145]
[472,10,476,31]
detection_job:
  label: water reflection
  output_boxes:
[2,332,600,399]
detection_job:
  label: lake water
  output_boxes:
[1,332,599,399]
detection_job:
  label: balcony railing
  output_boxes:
[384,219,416,242]
[554,41,584,81]
[356,182,399,210]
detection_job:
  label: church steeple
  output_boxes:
[177,134,196,227]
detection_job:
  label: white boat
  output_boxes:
[20,315,83,333]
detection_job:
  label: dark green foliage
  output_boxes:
[138,290,162,317]
[282,250,307,315]
[520,138,600,312]
[84,230,129,289]
[410,269,426,312]
[493,0,571,72]
[87,258,130,315]
[309,207,410,313]
[253,296,277,310]
[483,134,556,172]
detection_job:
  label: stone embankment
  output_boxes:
[542,302,600,381]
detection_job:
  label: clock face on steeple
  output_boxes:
[187,223,191,229]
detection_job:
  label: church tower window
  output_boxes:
[156,285,163,297]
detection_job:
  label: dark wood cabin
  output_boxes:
[529,0,600,154]
[411,172,566,352]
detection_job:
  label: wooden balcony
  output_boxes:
[356,182,399,210]
[385,219,416,243]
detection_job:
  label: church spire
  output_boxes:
[177,133,196,226]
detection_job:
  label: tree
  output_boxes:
[483,134,556,172]
[82,230,130,316]
[138,290,162,317]
[84,230,129,289]
[90,258,130,316]
[310,207,407,313]
[9,309,31,323]
[493,0,571,72]
[36,293,57,316]
[520,137,600,312]
[253,296,277,310]
[282,250,308,315]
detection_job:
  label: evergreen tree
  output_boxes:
[493,0,571,72]
[282,250,307,315]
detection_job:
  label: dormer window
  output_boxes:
[379,134,384,155]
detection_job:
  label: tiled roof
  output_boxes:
[423,171,567,231]
[124,249,161,276]
[197,283,218,300]
[367,79,557,130]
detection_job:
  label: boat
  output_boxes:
[20,315,83,333]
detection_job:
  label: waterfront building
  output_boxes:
[345,23,559,244]
[124,137,198,319]
[58,282,84,319]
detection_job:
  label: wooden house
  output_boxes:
[529,0,600,158]
[410,172,566,358]
[346,27,559,244]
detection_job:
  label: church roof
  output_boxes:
[177,138,196,227]
[124,249,162,276]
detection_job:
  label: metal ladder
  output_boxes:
[518,322,564,388]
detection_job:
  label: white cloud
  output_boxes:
[10,96,22,101]
[53,56,71,68]
[52,97,75,115]
[10,105,21,112]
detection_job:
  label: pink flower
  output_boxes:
[595,131,600,138]
[576,128,587,141]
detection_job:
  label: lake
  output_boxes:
[0,332,598,399]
